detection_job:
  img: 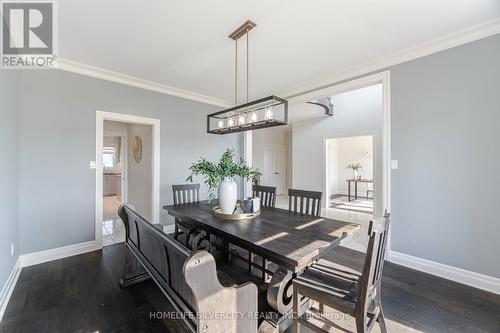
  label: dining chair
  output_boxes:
[252,185,276,208]
[288,189,322,216]
[292,211,391,333]
[235,185,277,280]
[172,183,200,247]
[366,183,373,199]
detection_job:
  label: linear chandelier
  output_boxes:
[207,20,288,135]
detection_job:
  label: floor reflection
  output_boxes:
[275,195,371,253]
[103,196,125,246]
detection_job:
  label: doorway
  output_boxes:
[251,126,292,197]
[326,135,374,214]
[102,123,128,246]
[95,111,160,248]
[264,143,287,195]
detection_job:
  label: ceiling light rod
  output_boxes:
[207,20,288,135]
[229,20,256,107]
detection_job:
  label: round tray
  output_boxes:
[212,204,260,221]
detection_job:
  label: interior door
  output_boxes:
[264,144,287,195]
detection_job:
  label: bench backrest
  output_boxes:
[118,205,197,331]
[119,204,258,333]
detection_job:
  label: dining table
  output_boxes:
[163,200,360,331]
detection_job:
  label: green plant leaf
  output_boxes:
[186,148,261,200]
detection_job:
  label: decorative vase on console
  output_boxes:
[186,148,261,215]
[347,163,363,181]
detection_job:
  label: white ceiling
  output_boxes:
[59,0,500,103]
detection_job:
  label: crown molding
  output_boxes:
[282,18,500,98]
[56,18,500,106]
[57,58,233,108]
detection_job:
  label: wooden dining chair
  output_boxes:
[252,185,276,208]
[293,211,391,333]
[288,189,322,216]
[172,183,200,246]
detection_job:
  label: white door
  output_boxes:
[264,144,287,195]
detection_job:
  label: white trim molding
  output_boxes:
[282,18,500,98]
[58,58,232,108]
[389,251,500,296]
[19,241,99,268]
[243,131,253,197]
[0,258,21,322]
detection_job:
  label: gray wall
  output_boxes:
[127,123,152,220]
[391,34,500,278]
[0,71,20,288]
[18,70,241,255]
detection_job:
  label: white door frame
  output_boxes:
[243,131,252,196]
[242,71,391,251]
[95,111,161,248]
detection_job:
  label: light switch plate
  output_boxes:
[89,161,96,169]
[10,244,14,256]
[391,160,399,170]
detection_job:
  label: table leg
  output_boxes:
[265,267,312,333]
[348,181,351,202]
[267,268,294,314]
[355,181,358,200]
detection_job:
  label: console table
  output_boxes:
[346,178,373,201]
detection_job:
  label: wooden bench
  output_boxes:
[118,204,258,333]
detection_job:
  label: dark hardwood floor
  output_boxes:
[1,243,499,333]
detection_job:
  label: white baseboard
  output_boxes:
[0,258,21,322]
[389,251,500,295]
[163,224,175,234]
[20,240,100,268]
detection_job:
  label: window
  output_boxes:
[103,147,116,168]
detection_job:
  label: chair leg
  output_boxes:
[293,284,300,333]
[355,308,367,333]
[174,222,179,239]
[376,296,387,333]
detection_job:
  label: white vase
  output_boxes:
[218,178,238,214]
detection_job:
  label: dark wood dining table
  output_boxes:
[163,200,360,330]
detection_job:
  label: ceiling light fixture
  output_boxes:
[207,20,288,135]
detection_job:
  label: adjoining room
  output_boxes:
[327,135,374,215]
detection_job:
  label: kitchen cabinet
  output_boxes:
[104,173,121,197]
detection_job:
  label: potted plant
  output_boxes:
[346,163,363,179]
[187,149,261,214]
